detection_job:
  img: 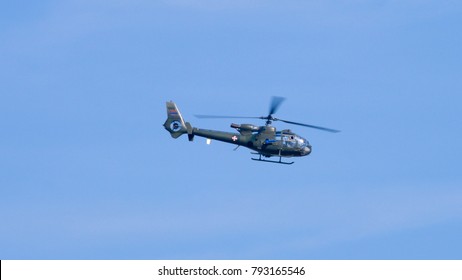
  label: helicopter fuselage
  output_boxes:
[194,124,311,157]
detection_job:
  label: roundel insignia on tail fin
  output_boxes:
[164,101,189,139]
[170,120,182,132]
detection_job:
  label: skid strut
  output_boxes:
[251,153,294,165]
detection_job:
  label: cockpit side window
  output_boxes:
[282,135,295,148]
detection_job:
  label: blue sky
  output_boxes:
[1,0,462,259]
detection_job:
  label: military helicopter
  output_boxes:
[163,97,339,164]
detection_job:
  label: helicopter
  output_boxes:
[163,97,339,164]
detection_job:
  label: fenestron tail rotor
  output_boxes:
[195,96,340,133]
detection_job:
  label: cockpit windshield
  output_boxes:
[295,136,308,148]
[277,132,309,149]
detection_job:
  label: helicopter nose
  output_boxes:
[303,146,312,156]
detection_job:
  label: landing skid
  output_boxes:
[251,153,294,165]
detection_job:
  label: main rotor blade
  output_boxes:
[278,119,341,133]
[269,96,286,116]
[195,114,261,119]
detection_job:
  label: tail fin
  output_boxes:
[163,101,192,139]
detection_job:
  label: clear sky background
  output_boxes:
[1,0,461,259]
